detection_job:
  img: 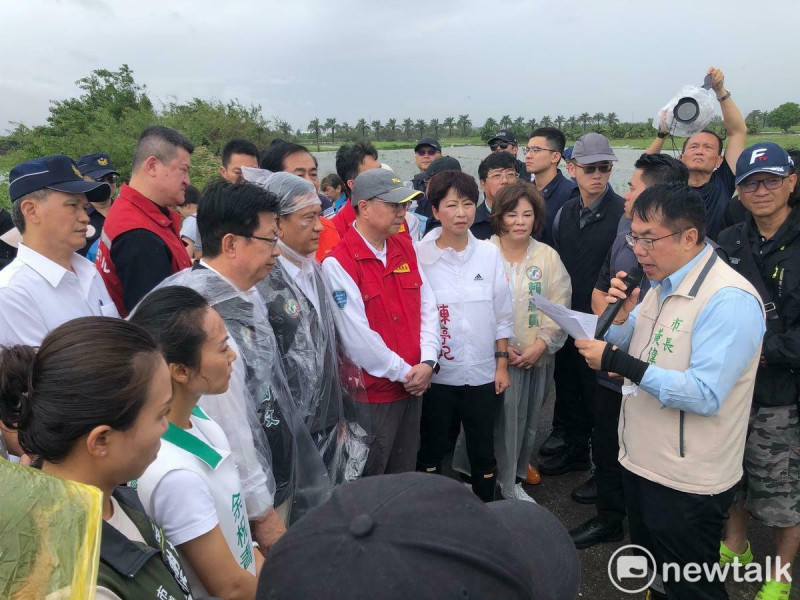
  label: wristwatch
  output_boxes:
[717,90,731,102]
[657,131,669,139]
[422,360,441,374]
[494,351,509,359]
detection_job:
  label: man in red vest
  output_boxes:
[322,168,440,476]
[95,125,194,316]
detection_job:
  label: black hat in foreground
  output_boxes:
[257,472,580,600]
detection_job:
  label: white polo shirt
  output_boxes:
[0,243,118,346]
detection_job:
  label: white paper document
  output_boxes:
[530,292,598,340]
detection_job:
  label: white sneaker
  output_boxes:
[511,483,537,503]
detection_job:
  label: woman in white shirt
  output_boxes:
[0,317,192,600]
[454,180,571,502]
[415,170,513,502]
[131,286,271,600]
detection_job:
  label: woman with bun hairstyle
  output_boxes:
[0,316,192,600]
[131,286,267,600]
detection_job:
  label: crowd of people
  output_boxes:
[0,66,798,600]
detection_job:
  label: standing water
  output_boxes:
[311,146,678,196]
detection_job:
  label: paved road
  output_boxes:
[443,393,798,599]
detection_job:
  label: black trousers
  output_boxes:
[592,384,625,524]
[418,382,497,476]
[553,337,596,453]
[362,396,422,476]
[622,470,736,600]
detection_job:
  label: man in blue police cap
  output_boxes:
[0,154,116,347]
[77,153,120,257]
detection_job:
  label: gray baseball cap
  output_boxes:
[351,169,422,205]
[572,133,617,164]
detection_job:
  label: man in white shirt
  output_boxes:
[322,168,440,475]
[244,168,371,485]
[0,154,116,347]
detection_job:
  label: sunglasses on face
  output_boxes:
[575,162,613,174]
[739,176,785,194]
[416,148,438,156]
[490,142,511,150]
[95,174,118,184]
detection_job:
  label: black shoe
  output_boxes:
[569,517,624,550]
[538,450,591,476]
[570,474,597,504]
[539,427,567,456]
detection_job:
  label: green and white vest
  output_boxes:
[133,406,256,596]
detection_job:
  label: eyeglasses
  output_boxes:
[95,174,118,184]
[375,199,409,212]
[415,148,438,156]
[244,234,279,247]
[625,229,688,250]
[739,176,786,194]
[575,162,613,174]
[490,142,512,151]
[486,171,519,182]
[523,146,557,155]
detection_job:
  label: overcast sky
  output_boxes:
[1,0,798,132]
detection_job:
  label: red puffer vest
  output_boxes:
[328,227,422,403]
[95,184,191,316]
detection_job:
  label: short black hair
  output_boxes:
[182,185,200,206]
[222,138,259,167]
[478,152,517,181]
[260,142,311,172]
[529,127,566,153]
[321,173,345,192]
[632,182,706,244]
[681,129,724,155]
[427,171,479,210]
[336,141,378,190]
[633,153,689,187]
[198,180,280,258]
[132,125,194,172]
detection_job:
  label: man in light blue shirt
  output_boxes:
[575,182,763,600]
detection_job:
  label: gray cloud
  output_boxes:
[1,0,798,131]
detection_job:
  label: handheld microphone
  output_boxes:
[595,267,644,339]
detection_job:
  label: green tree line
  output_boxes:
[1,65,799,208]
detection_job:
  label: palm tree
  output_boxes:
[541,115,553,128]
[605,112,618,128]
[386,118,398,141]
[578,113,590,132]
[415,119,427,138]
[371,120,382,141]
[324,117,338,143]
[592,112,605,128]
[555,115,566,130]
[429,118,440,138]
[568,115,577,130]
[402,118,414,140]
[340,121,351,138]
[356,118,369,139]
[274,118,292,139]
[482,117,499,139]
[499,114,512,128]
[457,114,472,137]
[308,118,321,148]
[443,116,456,137]
[526,118,537,132]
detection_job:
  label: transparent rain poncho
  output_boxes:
[243,168,371,486]
[0,460,102,599]
[147,269,331,525]
[653,85,717,138]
